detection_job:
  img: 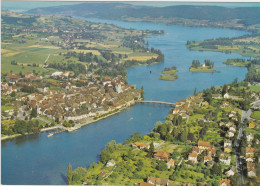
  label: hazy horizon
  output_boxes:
[2,1,260,12]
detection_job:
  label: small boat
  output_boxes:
[47,133,54,138]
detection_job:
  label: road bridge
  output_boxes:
[136,100,175,106]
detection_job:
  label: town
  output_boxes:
[1,71,143,138]
[67,80,260,185]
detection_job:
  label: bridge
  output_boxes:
[136,100,175,106]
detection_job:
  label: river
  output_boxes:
[1,19,248,185]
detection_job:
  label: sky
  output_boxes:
[1,1,260,12]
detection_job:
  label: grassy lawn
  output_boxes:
[251,110,260,120]
[31,119,47,127]
[250,84,260,92]
[1,105,16,111]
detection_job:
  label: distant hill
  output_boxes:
[27,3,260,26]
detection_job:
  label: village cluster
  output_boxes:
[2,71,141,124]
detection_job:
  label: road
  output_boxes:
[36,116,51,125]
[235,109,252,185]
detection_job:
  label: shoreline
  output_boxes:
[1,101,137,141]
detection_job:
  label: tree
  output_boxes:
[31,108,37,118]
[100,149,110,164]
[194,88,197,95]
[10,91,16,97]
[141,86,144,99]
[211,163,221,176]
[156,160,167,171]
[147,142,154,158]
[67,163,72,185]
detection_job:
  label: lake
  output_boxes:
[1,18,248,185]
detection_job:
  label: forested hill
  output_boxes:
[27,3,260,26]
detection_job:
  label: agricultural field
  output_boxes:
[1,10,163,77]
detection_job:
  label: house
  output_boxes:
[206,160,214,167]
[219,179,231,186]
[198,141,210,151]
[1,82,9,90]
[225,167,235,177]
[229,125,236,133]
[219,154,231,165]
[224,139,232,148]
[224,146,232,153]
[132,142,150,150]
[24,72,34,78]
[246,133,254,142]
[51,71,63,77]
[167,159,175,169]
[192,147,200,154]
[147,177,169,186]
[246,147,255,156]
[226,130,235,138]
[98,172,107,177]
[246,155,254,162]
[248,121,255,129]
[106,159,116,167]
[188,153,197,163]
[154,150,170,161]
[247,168,256,177]
[222,101,230,107]
[207,148,216,156]
[204,156,212,163]
[136,182,153,186]
[223,93,230,99]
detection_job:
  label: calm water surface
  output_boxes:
[2,19,248,185]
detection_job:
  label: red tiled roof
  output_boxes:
[198,141,210,147]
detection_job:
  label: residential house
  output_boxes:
[219,154,231,165]
[132,142,150,150]
[247,168,256,177]
[222,101,230,107]
[246,133,254,143]
[106,159,116,167]
[204,156,212,163]
[167,159,175,169]
[246,155,254,162]
[207,148,216,156]
[147,177,169,186]
[188,153,197,163]
[223,93,230,99]
[219,179,231,186]
[153,150,170,161]
[198,141,210,151]
[248,121,255,129]
[24,72,34,78]
[246,147,255,156]
[229,125,236,133]
[226,130,235,138]
[135,182,153,186]
[192,147,200,154]
[225,167,235,177]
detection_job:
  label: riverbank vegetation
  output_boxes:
[159,66,179,81]
[189,60,219,73]
[186,24,260,58]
